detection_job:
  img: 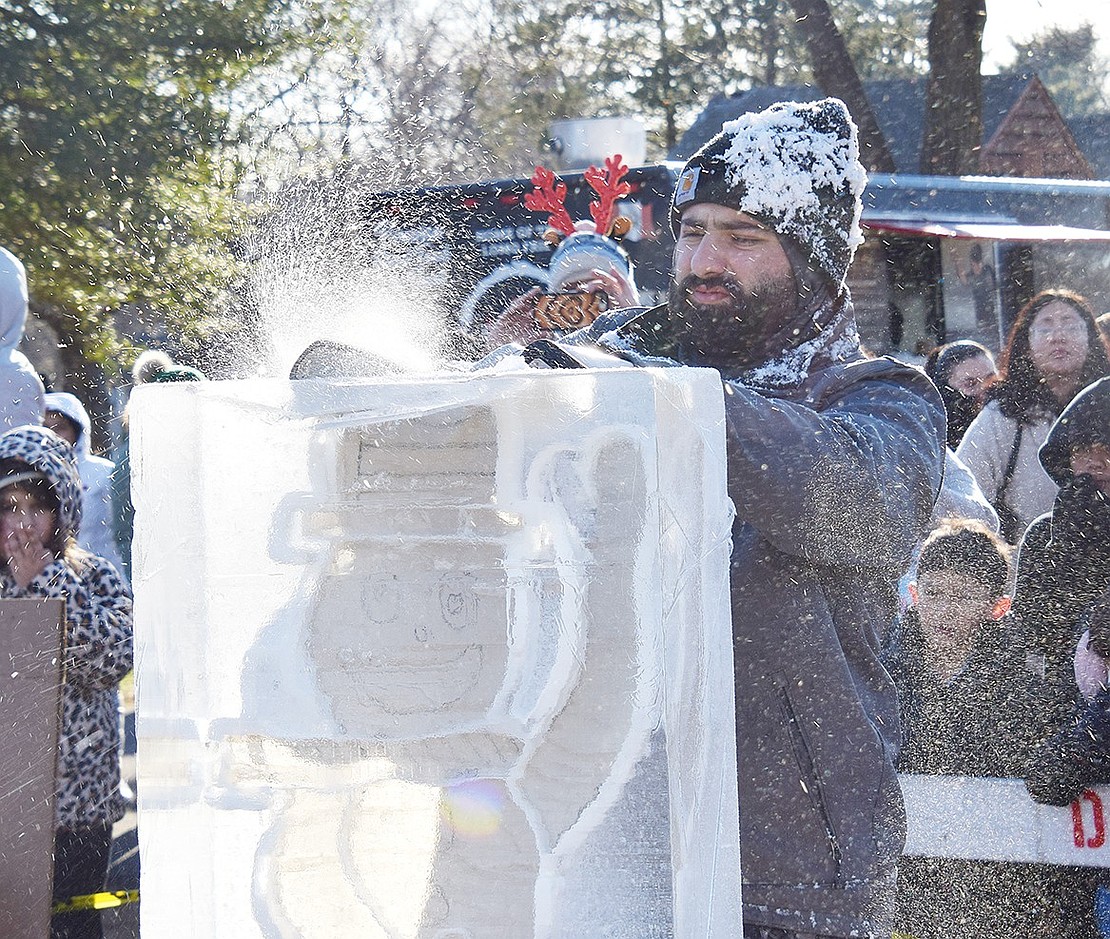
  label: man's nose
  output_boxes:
[690,236,726,278]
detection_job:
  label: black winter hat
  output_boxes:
[670,97,867,289]
[1040,377,1110,485]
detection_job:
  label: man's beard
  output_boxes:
[667,272,800,368]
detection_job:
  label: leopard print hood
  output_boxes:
[0,424,83,539]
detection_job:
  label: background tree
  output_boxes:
[0,0,293,376]
[784,0,897,170]
[476,0,931,159]
[235,0,529,188]
[1001,23,1110,119]
[838,0,930,80]
[920,0,986,174]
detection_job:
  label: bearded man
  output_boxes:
[559,98,946,939]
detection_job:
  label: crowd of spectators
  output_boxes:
[889,289,1110,937]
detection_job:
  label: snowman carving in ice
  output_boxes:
[229,398,657,938]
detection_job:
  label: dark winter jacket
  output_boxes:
[564,302,946,938]
[1027,678,1110,806]
[1013,377,1110,730]
[0,426,133,829]
[884,610,1039,778]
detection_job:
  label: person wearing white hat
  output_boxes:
[0,246,45,430]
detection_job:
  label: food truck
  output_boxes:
[362,166,1110,359]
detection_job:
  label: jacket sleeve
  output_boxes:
[721,365,944,568]
[1026,687,1110,806]
[933,448,1000,532]
[955,403,1011,504]
[27,557,133,692]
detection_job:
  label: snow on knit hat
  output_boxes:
[671,97,867,289]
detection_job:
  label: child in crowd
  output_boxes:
[43,392,127,580]
[886,518,1029,777]
[0,426,133,939]
[884,518,1049,938]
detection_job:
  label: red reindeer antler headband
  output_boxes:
[524,155,633,245]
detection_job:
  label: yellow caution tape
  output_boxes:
[52,889,139,914]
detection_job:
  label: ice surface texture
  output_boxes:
[131,368,739,938]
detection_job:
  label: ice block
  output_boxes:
[132,367,739,938]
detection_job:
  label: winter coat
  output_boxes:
[1019,629,1110,939]
[884,610,1039,778]
[44,392,127,580]
[564,302,946,938]
[956,400,1057,541]
[884,610,1054,939]
[0,247,45,430]
[0,426,132,829]
[1027,679,1110,807]
[1012,378,1110,731]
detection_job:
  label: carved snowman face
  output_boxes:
[305,412,514,739]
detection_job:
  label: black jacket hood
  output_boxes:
[1039,377,1110,486]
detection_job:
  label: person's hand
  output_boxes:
[482,287,546,350]
[565,268,640,310]
[1,522,52,590]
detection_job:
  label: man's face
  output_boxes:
[670,203,797,364]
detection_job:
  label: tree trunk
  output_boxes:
[655,0,678,152]
[921,0,986,175]
[784,0,896,173]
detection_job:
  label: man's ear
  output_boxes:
[991,596,1012,620]
[907,583,919,605]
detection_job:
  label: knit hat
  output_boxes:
[459,260,549,336]
[525,155,637,295]
[147,364,205,383]
[131,349,205,384]
[548,226,636,293]
[1039,377,1110,485]
[671,97,867,289]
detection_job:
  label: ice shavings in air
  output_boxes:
[130,369,740,938]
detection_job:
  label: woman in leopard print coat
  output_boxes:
[0,424,132,939]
